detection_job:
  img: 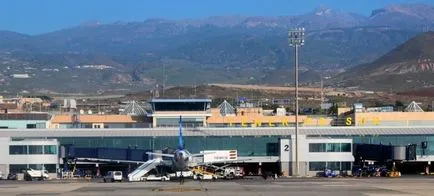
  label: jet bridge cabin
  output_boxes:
[148,99,212,127]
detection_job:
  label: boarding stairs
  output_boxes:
[128,158,162,182]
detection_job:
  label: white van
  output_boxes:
[104,171,123,182]
[24,168,49,181]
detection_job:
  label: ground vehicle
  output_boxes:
[23,168,49,181]
[222,167,244,179]
[142,174,170,181]
[7,173,18,180]
[193,173,218,180]
[0,171,4,180]
[103,171,123,182]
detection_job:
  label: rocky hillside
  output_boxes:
[334,31,434,91]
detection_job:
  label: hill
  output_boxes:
[334,31,434,91]
[1,4,434,93]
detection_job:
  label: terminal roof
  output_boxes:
[3,126,434,137]
[150,99,212,103]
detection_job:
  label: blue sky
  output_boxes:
[0,0,432,35]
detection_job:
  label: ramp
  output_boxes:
[128,158,162,182]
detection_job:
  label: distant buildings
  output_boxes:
[11,74,30,79]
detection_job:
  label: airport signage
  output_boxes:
[343,117,380,126]
[224,116,384,127]
[279,139,291,162]
[202,150,237,163]
[226,117,331,127]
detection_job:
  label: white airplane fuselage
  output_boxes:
[172,149,191,170]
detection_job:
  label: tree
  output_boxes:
[395,100,404,107]
[328,103,338,115]
[395,100,405,111]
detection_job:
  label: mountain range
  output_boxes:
[1,4,434,93]
[334,31,434,92]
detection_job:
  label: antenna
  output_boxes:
[193,76,197,98]
[162,62,166,97]
[320,77,324,105]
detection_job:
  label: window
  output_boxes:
[309,162,352,171]
[341,162,352,170]
[309,143,352,152]
[309,162,326,171]
[340,143,351,152]
[28,164,56,172]
[29,164,44,170]
[9,164,27,173]
[309,143,326,152]
[26,124,37,129]
[9,145,27,155]
[327,162,340,170]
[44,164,57,173]
[326,143,340,152]
[93,124,101,128]
[28,145,43,154]
[44,145,57,154]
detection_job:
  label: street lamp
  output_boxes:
[288,27,305,176]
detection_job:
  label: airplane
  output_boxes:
[146,116,214,175]
[146,116,250,178]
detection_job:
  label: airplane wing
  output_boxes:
[146,152,175,158]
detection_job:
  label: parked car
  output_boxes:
[7,173,18,180]
[23,168,49,181]
[143,174,170,181]
[103,171,123,182]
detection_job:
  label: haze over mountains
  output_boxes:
[335,31,434,91]
[1,4,434,93]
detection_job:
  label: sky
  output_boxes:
[0,0,433,35]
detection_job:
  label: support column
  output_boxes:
[279,138,291,176]
[258,162,262,176]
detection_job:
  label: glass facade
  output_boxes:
[44,145,57,154]
[156,117,204,127]
[52,136,283,156]
[325,135,434,156]
[9,145,57,155]
[9,145,27,155]
[153,102,209,111]
[309,162,352,171]
[9,164,57,173]
[29,145,43,154]
[309,143,351,152]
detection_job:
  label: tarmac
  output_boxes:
[1,177,434,196]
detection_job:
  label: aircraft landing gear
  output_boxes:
[179,171,185,185]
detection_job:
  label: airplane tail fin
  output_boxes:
[178,115,184,150]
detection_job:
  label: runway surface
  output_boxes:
[1,177,434,196]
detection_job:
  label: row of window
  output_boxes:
[9,145,57,155]
[309,143,351,152]
[309,162,352,171]
[9,164,57,173]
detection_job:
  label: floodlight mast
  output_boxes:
[288,27,305,176]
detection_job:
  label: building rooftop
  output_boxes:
[51,114,142,123]
[150,99,212,103]
[218,100,235,116]
[0,113,51,121]
[2,126,434,137]
[120,101,147,116]
[405,101,424,112]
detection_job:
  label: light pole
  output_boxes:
[288,27,305,176]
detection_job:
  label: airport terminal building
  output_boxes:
[0,99,433,177]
